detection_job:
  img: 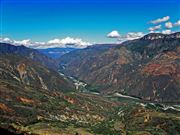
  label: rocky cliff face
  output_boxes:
[59,32,180,102]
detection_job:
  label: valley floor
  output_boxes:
[1,88,180,135]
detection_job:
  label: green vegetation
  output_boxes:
[85,84,100,93]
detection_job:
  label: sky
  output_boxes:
[0,0,180,48]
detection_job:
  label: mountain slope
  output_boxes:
[0,43,58,70]
[58,44,118,74]
[0,55,75,92]
[0,51,121,134]
[59,32,180,102]
[0,43,120,134]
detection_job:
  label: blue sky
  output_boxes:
[0,0,180,48]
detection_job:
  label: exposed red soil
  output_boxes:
[0,103,14,112]
[17,97,35,104]
[142,63,178,76]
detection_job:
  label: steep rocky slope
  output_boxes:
[0,55,75,92]
[59,32,180,102]
[0,43,58,70]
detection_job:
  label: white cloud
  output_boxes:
[107,30,120,38]
[149,31,160,33]
[0,37,92,49]
[48,39,61,44]
[123,32,144,40]
[117,32,144,42]
[0,38,14,44]
[164,20,180,29]
[150,16,170,24]
[148,25,161,31]
[3,38,12,42]
[165,22,173,28]
[14,39,32,46]
[174,20,180,26]
[47,37,91,48]
[162,29,171,34]
[0,38,10,45]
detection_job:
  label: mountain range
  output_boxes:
[59,32,180,103]
[0,43,59,70]
[0,33,180,135]
[38,47,77,59]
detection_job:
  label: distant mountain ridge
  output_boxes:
[141,32,180,40]
[0,43,58,70]
[59,32,180,102]
[38,47,77,59]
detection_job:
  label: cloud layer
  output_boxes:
[148,16,179,34]
[120,32,144,41]
[174,20,180,26]
[165,20,180,29]
[165,22,173,28]
[0,37,91,49]
[107,30,120,38]
[148,25,161,31]
[107,30,144,42]
[162,29,172,34]
[150,16,170,24]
